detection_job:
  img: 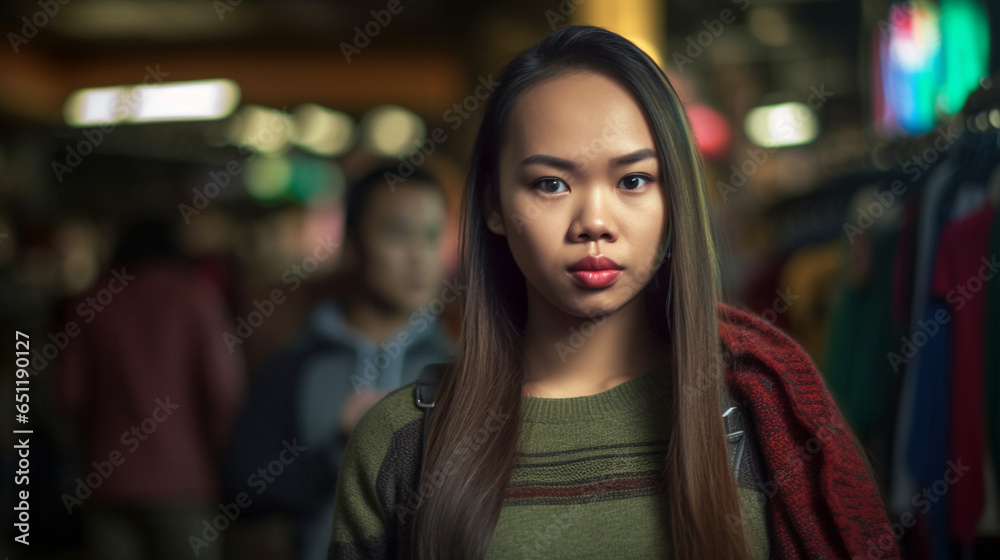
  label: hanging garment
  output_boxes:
[892,158,960,517]
[825,186,901,452]
[930,200,996,544]
[985,196,1000,539]
[777,240,842,366]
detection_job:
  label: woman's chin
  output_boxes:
[557,294,630,320]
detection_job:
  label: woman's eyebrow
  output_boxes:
[609,148,656,167]
[519,153,578,172]
[519,148,656,172]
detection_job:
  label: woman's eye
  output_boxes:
[619,174,653,191]
[532,178,568,194]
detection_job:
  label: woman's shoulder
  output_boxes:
[331,383,427,557]
[350,382,427,451]
[338,383,427,520]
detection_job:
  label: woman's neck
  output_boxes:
[520,286,669,398]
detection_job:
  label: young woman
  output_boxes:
[329,25,899,560]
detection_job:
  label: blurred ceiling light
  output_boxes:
[744,102,819,147]
[292,104,358,157]
[64,87,130,126]
[134,79,240,122]
[245,156,294,202]
[749,7,790,47]
[64,79,240,126]
[227,104,294,155]
[361,105,426,157]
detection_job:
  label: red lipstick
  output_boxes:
[568,255,623,289]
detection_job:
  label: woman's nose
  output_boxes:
[570,186,617,243]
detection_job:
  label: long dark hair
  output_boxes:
[413,24,754,559]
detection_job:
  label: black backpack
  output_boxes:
[408,362,761,557]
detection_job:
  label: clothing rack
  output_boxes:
[739,71,1000,560]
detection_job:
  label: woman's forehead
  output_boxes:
[501,71,657,163]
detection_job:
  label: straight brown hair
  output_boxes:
[412,24,755,560]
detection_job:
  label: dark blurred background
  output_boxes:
[1,1,999,559]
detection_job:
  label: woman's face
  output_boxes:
[488,69,668,319]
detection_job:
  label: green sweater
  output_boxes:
[329,361,771,559]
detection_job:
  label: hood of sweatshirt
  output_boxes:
[295,298,455,456]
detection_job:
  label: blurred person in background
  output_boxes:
[56,215,246,560]
[221,164,456,560]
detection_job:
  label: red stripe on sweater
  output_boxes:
[503,474,662,500]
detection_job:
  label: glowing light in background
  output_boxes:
[244,155,343,205]
[64,78,240,126]
[749,7,790,47]
[227,104,294,155]
[245,156,293,202]
[292,103,358,157]
[361,105,426,157]
[53,220,102,293]
[685,103,733,160]
[875,0,989,136]
[937,0,990,115]
[288,157,345,204]
[570,0,665,67]
[886,1,941,135]
[133,79,240,122]
[744,102,819,147]
[64,86,130,125]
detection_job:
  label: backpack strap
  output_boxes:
[722,385,749,481]
[415,362,445,462]
[410,362,447,560]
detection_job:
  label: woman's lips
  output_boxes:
[569,269,622,288]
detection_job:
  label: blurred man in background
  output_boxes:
[57,216,246,560]
[222,164,456,560]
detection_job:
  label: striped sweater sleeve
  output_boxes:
[328,385,423,559]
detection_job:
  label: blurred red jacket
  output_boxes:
[57,260,245,508]
[719,302,900,560]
